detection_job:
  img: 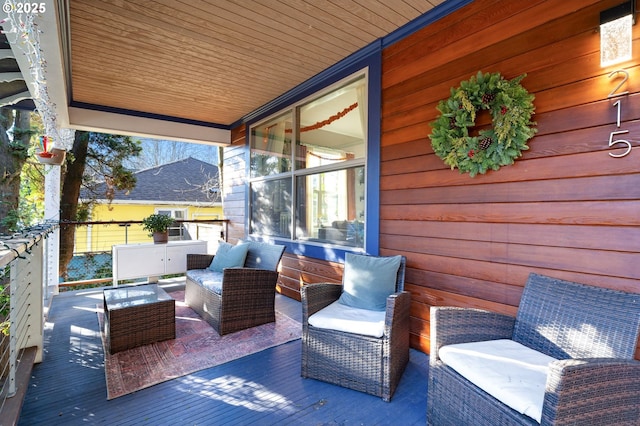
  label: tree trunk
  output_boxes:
[59,131,89,280]
[0,109,30,234]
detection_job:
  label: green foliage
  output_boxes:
[76,201,92,222]
[59,131,143,279]
[12,125,34,138]
[141,213,175,235]
[84,132,142,200]
[0,208,20,231]
[7,119,39,161]
[0,284,9,336]
[0,285,9,316]
[17,161,45,227]
[429,71,537,177]
[81,252,112,279]
[8,139,29,160]
[110,164,136,191]
[4,112,45,230]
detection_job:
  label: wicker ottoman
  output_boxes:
[103,284,175,354]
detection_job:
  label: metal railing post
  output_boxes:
[24,242,44,362]
[0,224,53,412]
[8,257,19,397]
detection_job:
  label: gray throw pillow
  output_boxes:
[338,253,402,311]
[208,242,249,272]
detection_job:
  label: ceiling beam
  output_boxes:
[68,106,230,145]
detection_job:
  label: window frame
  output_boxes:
[244,50,381,262]
[154,208,186,219]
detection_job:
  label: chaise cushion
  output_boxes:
[208,242,249,272]
[338,253,402,311]
[308,300,386,337]
[439,339,556,423]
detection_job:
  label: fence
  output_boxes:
[0,223,54,417]
[59,219,228,287]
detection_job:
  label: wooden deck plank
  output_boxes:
[18,283,428,425]
[1,346,37,426]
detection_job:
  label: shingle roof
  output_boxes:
[84,157,220,203]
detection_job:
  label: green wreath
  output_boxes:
[429,71,537,177]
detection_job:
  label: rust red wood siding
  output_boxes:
[382,0,640,356]
[225,0,640,358]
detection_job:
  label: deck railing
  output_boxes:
[0,223,55,416]
[0,219,227,418]
[59,219,228,288]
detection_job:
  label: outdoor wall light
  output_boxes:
[600,0,636,67]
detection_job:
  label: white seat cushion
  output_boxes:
[439,339,557,423]
[308,300,386,338]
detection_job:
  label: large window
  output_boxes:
[250,72,367,248]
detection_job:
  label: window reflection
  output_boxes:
[250,178,292,238]
[296,167,364,247]
[249,72,367,249]
[296,78,366,170]
[250,112,292,178]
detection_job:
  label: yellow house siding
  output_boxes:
[74,203,223,253]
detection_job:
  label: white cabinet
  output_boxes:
[112,240,207,286]
[164,242,206,274]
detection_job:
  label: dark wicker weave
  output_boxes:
[301,255,409,402]
[428,273,640,425]
[103,284,176,354]
[184,240,285,336]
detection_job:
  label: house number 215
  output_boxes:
[607,70,631,158]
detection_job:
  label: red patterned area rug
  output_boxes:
[97,290,301,400]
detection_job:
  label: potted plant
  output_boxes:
[141,214,175,244]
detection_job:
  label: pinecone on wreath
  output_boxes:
[479,137,493,150]
[481,92,495,105]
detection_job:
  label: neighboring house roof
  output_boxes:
[83,157,221,204]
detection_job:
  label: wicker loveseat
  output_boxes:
[428,273,640,425]
[301,254,409,401]
[184,240,285,335]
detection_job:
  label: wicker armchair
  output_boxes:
[428,273,640,425]
[184,240,285,335]
[301,254,409,401]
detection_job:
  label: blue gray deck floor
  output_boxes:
[18,280,429,425]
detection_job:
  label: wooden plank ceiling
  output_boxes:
[68,0,443,126]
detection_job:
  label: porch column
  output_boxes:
[43,165,60,299]
[43,128,75,300]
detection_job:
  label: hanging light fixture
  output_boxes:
[600,0,636,67]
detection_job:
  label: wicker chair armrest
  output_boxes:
[385,291,411,335]
[542,358,640,425]
[301,283,342,324]
[187,253,215,270]
[430,307,515,363]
